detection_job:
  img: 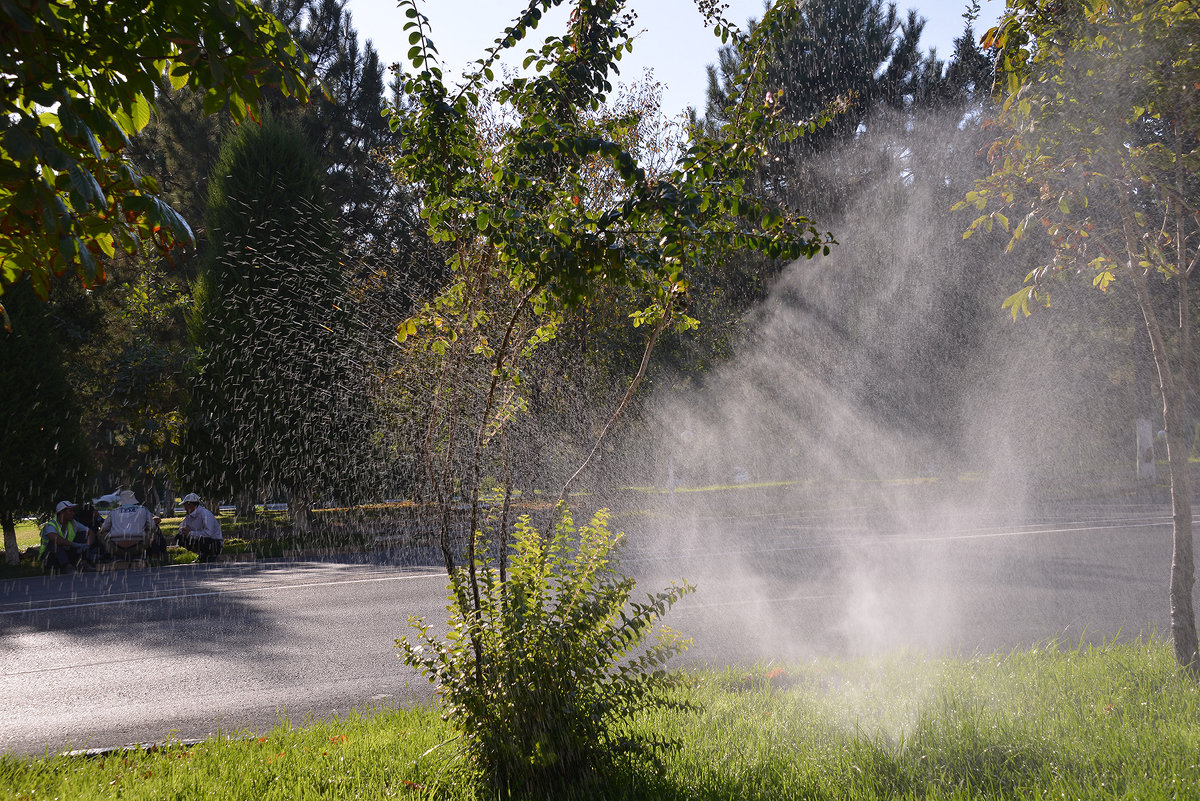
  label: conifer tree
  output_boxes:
[701,0,925,216]
[179,116,363,528]
[98,2,426,512]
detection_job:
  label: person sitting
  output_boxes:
[40,500,100,574]
[176,493,223,563]
[72,502,112,562]
[99,490,156,562]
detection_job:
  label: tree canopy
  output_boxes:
[0,0,318,321]
[961,0,1200,672]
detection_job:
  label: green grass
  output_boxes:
[652,638,1200,800]
[4,637,1198,799]
[10,518,39,551]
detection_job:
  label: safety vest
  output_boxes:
[39,518,82,556]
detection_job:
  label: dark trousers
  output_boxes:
[178,533,222,560]
[42,542,96,572]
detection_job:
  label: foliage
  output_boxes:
[66,1,433,506]
[65,262,191,503]
[384,4,842,791]
[393,0,828,308]
[961,0,1199,321]
[124,0,416,276]
[700,0,926,217]
[179,116,364,524]
[958,0,1200,671]
[703,0,925,136]
[398,507,694,795]
[389,0,833,536]
[276,0,414,265]
[0,0,318,316]
[0,277,91,564]
[383,1,843,795]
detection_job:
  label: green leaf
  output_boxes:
[1002,287,1035,320]
[94,232,116,259]
[396,318,418,343]
[68,165,106,209]
[129,93,152,133]
[3,126,34,161]
[168,63,190,91]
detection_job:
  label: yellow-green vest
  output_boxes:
[39,518,82,556]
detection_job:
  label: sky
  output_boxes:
[344,0,1004,116]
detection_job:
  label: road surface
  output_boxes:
[2,499,1193,757]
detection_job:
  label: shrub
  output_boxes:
[398,507,694,797]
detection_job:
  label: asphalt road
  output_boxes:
[2,498,1194,757]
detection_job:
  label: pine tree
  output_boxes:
[701,0,925,217]
[105,2,430,514]
[179,116,364,529]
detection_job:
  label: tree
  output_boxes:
[83,0,406,283]
[680,1,1009,475]
[0,278,91,565]
[960,0,1200,673]
[701,0,926,217]
[280,1,405,257]
[388,0,832,790]
[179,116,362,529]
[91,1,430,510]
[0,0,318,320]
[67,262,191,507]
[392,0,831,549]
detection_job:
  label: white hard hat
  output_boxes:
[182,493,202,504]
[55,500,76,514]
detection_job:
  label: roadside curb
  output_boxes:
[63,738,212,758]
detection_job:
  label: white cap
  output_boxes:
[55,500,76,514]
[118,490,139,506]
[182,493,202,504]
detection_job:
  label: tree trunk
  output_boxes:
[1130,263,1199,675]
[1164,390,1197,674]
[288,488,313,536]
[235,489,257,521]
[2,511,20,566]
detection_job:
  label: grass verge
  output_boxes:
[4,636,1197,799]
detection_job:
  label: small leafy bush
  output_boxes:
[398,507,694,797]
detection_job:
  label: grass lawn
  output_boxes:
[3,637,1197,799]
[10,518,39,551]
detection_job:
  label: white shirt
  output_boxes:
[100,504,155,542]
[180,505,223,541]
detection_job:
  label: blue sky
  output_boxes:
[345,0,1003,115]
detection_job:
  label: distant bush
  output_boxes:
[398,508,694,797]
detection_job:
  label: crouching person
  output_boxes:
[100,490,155,561]
[177,493,223,563]
[40,500,100,574]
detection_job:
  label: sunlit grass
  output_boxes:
[4,637,1198,800]
[645,636,1200,800]
[11,518,39,550]
[0,706,458,801]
